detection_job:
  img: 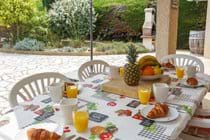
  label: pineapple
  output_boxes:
[124,44,140,86]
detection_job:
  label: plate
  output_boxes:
[141,75,163,81]
[15,123,63,140]
[180,79,205,88]
[162,67,175,71]
[141,105,179,122]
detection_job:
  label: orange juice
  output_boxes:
[138,88,151,105]
[73,111,89,132]
[66,85,78,98]
[176,67,185,79]
[119,67,125,77]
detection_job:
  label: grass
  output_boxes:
[94,41,148,54]
[47,40,148,54]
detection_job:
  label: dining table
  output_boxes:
[0,70,210,140]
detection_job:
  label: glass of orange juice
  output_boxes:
[66,85,78,98]
[73,111,89,133]
[119,67,125,77]
[138,88,151,105]
[176,67,185,80]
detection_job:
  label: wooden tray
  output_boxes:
[102,75,171,99]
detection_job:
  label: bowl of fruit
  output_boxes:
[138,55,163,80]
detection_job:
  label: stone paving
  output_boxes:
[0,51,210,113]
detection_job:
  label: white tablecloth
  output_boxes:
[0,74,209,140]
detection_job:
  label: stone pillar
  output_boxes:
[204,1,210,58]
[156,0,179,60]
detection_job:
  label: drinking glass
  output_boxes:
[119,67,125,77]
[176,67,185,80]
[66,85,78,98]
[138,88,151,105]
[73,111,89,133]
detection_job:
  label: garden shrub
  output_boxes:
[95,41,148,54]
[94,0,148,41]
[14,38,44,51]
[178,1,207,49]
[48,0,97,40]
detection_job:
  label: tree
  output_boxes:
[42,0,55,10]
[0,0,36,43]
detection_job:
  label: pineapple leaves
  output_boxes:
[126,44,138,64]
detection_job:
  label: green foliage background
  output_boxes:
[0,0,208,50]
[178,1,207,49]
[0,0,48,43]
[94,0,148,40]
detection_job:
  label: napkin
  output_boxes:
[196,73,210,90]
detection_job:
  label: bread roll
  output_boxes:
[27,128,61,140]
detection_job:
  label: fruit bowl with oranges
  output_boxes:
[138,55,164,80]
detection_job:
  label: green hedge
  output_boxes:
[94,0,149,41]
[94,0,207,49]
[178,1,207,49]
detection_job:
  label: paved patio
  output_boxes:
[0,50,210,113]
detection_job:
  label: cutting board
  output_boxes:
[102,75,171,99]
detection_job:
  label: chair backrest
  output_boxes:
[9,72,70,107]
[78,60,109,81]
[160,54,204,72]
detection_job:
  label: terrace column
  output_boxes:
[156,0,179,60]
[204,1,210,58]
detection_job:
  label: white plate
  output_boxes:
[15,123,63,140]
[141,75,163,81]
[162,67,175,71]
[141,105,179,122]
[181,79,205,88]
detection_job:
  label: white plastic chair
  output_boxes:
[160,54,204,73]
[9,72,70,107]
[78,60,109,81]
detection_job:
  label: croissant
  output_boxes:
[147,103,169,119]
[187,77,198,86]
[27,128,61,140]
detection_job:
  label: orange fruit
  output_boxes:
[142,66,154,76]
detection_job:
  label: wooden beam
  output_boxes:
[156,0,179,60]
[204,0,210,58]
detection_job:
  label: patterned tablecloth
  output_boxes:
[0,73,209,140]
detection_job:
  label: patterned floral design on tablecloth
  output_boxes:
[0,116,10,127]
[34,105,55,122]
[63,126,71,133]
[181,105,192,116]
[132,110,143,120]
[87,103,98,110]
[92,92,116,102]
[115,109,132,116]
[75,136,87,140]
[92,85,101,92]
[23,104,40,111]
[107,101,117,107]
[91,79,104,84]
[77,98,91,109]
[64,134,76,140]
[138,124,170,140]
[174,94,198,104]
[126,100,140,108]
[89,122,118,140]
[82,84,93,88]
